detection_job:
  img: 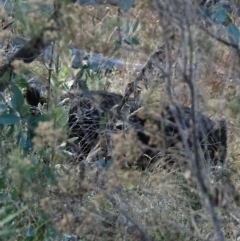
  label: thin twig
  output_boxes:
[47,42,55,111]
[183,18,225,241]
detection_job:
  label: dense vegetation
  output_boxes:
[1,0,240,240]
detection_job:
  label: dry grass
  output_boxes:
[2,1,240,241]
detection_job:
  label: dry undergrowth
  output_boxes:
[37,76,239,240]
[2,1,240,241]
[30,28,240,241]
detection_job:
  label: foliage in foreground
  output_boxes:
[1,0,240,241]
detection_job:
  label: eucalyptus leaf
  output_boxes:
[44,166,56,185]
[97,159,113,170]
[0,177,6,190]
[76,68,85,80]
[45,226,57,239]
[131,36,140,45]
[27,114,52,146]
[0,114,20,125]
[6,125,15,137]
[0,72,11,92]
[0,103,8,112]
[124,37,132,45]
[14,75,30,89]
[25,227,36,237]
[113,40,122,51]
[29,155,38,166]
[228,24,240,45]
[67,137,78,142]
[19,132,27,149]
[132,19,139,33]
[0,206,27,228]
[125,19,130,34]
[120,0,134,12]
[53,106,68,128]
[60,66,69,77]
[212,8,227,24]
[11,84,24,113]
[89,62,100,71]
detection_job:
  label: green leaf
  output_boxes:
[0,193,7,203]
[125,19,130,34]
[45,226,57,239]
[131,36,140,45]
[14,75,30,89]
[120,0,134,12]
[72,56,81,69]
[0,113,20,125]
[19,105,31,118]
[35,224,47,241]
[228,24,240,46]
[3,0,13,12]
[6,125,15,137]
[124,37,132,45]
[132,19,139,33]
[39,211,50,224]
[113,40,122,51]
[25,227,36,237]
[15,1,31,15]
[67,137,78,142]
[25,139,34,152]
[0,177,6,190]
[44,166,56,185]
[89,62,100,71]
[29,155,38,166]
[53,107,68,128]
[10,188,20,201]
[11,84,24,113]
[0,103,8,112]
[27,114,52,145]
[0,124,3,133]
[78,80,89,91]
[19,132,27,149]
[76,68,85,80]
[28,114,52,128]
[0,72,10,92]
[60,65,69,77]
[97,159,113,170]
[0,205,28,228]
[212,8,227,24]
